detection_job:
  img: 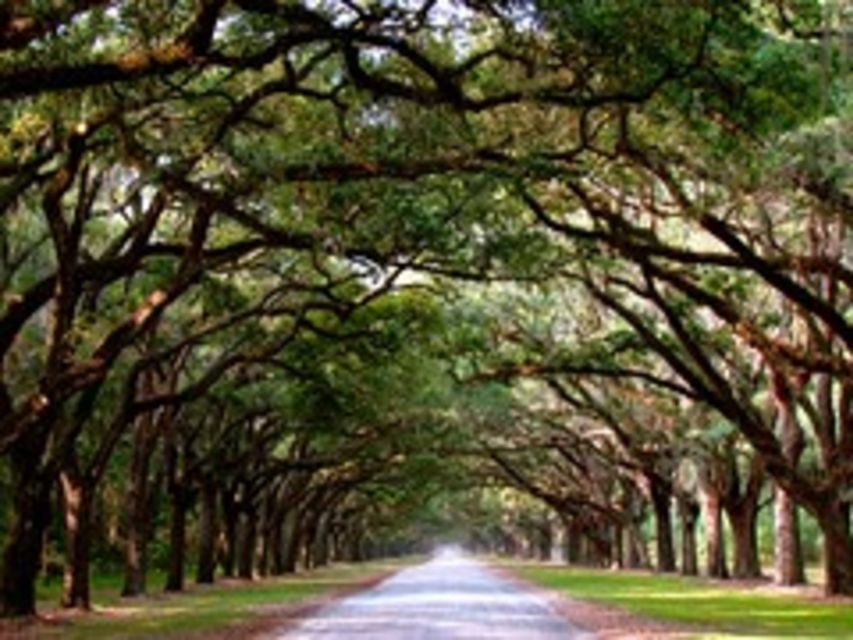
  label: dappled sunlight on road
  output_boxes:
[277,553,593,639]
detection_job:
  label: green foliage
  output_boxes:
[1,0,850,617]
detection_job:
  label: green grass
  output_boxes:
[510,564,853,639]
[19,559,414,639]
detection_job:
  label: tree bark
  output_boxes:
[774,485,806,585]
[625,521,649,569]
[165,492,189,592]
[237,509,257,579]
[196,480,218,584]
[281,509,300,573]
[703,486,729,579]
[59,463,94,609]
[537,519,553,562]
[771,375,806,585]
[679,495,699,576]
[0,455,52,617]
[816,499,853,596]
[727,500,763,579]
[220,490,239,578]
[121,451,152,596]
[563,517,581,564]
[722,454,764,580]
[301,509,320,571]
[649,477,676,572]
[121,401,161,598]
[269,516,285,575]
[312,513,331,568]
[612,523,623,569]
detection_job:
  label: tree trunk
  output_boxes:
[59,464,94,609]
[220,491,239,578]
[625,522,649,569]
[237,510,257,579]
[612,523,623,569]
[342,519,364,563]
[774,485,806,585]
[703,487,728,579]
[649,477,676,572]
[258,532,271,578]
[816,500,853,596]
[301,510,319,571]
[196,481,218,584]
[281,510,300,573]
[165,493,189,592]
[727,501,763,579]
[563,518,581,564]
[313,513,331,568]
[122,479,150,595]
[0,456,52,617]
[269,516,285,575]
[122,409,159,597]
[538,520,553,562]
[772,378,806,586]
[679,495,699,577]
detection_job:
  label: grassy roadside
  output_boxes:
[508,564,853,639]
[5,559,415,640]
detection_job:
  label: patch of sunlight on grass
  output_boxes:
[511,564,853,639]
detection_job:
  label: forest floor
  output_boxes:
[505,561,853,639]
[0,559,413,640]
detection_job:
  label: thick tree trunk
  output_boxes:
[301,510,319,571]
[0,456,52,617]
[341,518,364,563]
[269,517,285,575]
[563,518,581,564]
[817,500,853,596]
[349,532,365,562]
[537,520,553,562]
[281,510,301,573]
[625,522,649,569]
[772,379,806,586]
[59,465,94,609]
[220,490,239,578]
[122,474,150,595]
[703,487,728,579]
[165,494,189,592]
[313,514,331,568]
[258,533,271,578]
[722,454,764,581]
[237,510,257,580]
[122,408,160,597]
[774,485,806,585]
[579,534,595,566]
[612,523,624,569]
[679,495,699,577]
[196,481,218,584]
[649,478,676,572]
[727,501,763,579]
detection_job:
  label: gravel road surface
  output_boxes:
[276,552,594,639]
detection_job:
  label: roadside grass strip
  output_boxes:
[511,565,853,639]
[23,560,411,639]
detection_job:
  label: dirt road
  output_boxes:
[275,552,594,639]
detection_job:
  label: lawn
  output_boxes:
[7,560,411,639]
[511,565,853,639]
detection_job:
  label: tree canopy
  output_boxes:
[0,0,850,617]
